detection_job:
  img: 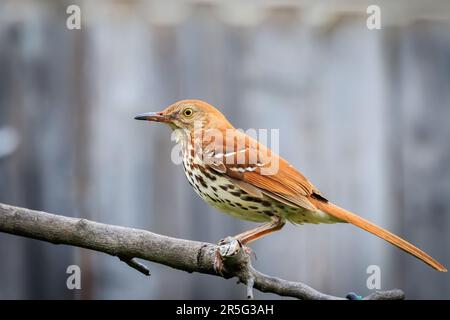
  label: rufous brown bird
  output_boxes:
[135,99,446,272]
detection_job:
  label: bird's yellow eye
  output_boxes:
[183,108,194,117]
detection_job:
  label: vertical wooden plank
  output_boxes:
[396,21,450,299]
[0,0,77,298]
[319,18,392,296]
[83,1,169,299]
[0,5,26,299]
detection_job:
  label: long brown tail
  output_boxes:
[310,198,447,272]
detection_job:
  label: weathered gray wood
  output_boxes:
[0,1,76,299]
[394,22,450,299]
[0,0,448,299]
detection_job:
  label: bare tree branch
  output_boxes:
[0,202,405,300]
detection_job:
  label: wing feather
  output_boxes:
[200,129,323,211]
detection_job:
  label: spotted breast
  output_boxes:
[178,132,337,225]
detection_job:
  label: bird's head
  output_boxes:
[134,99,233,133]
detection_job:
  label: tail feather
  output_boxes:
[310,198,447,272]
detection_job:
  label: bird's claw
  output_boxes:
[214,248,225,275]
[214,237,240,274]
[243,246,257,260]
[213,237,255,275]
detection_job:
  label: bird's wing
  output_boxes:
[200,130,324,211]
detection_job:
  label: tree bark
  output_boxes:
[0,202,405,300]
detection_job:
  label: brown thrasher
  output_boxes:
[135,99,446,272]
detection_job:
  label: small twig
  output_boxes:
[246,275,255,299]
[119,256,151,276]
[363,289,405,300]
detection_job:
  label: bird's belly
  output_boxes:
[182,161,271,222]
[182,159,337,224]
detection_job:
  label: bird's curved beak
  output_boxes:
[134,112,171,123]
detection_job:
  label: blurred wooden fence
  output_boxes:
[0,0,449,299]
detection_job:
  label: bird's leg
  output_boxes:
[233,217,285,245]
[214,217,285,274]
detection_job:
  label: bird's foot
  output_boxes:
[214,237,254,275]
[243,246,257,260]
[214,248,225,275]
